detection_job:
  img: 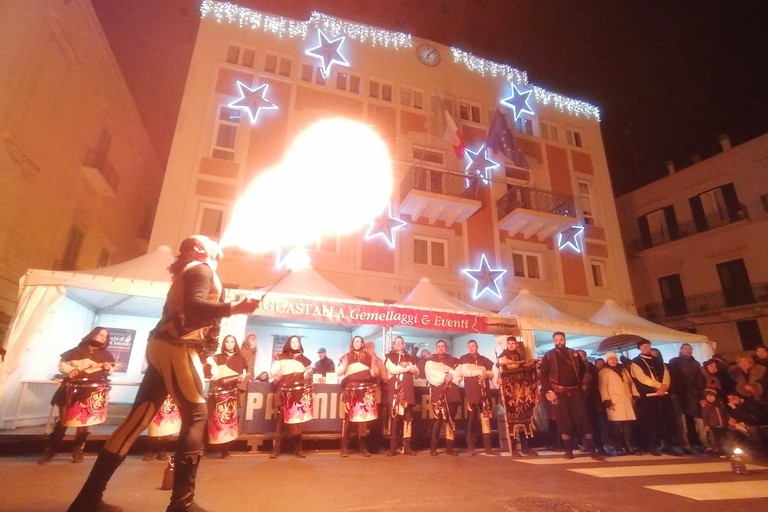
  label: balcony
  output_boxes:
[496,185,576,241]
[645,282,768,322]
[399,166,481,226]
[630,207,748,252]
[81,149,120,197]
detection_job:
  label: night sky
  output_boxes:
[93,0,768,196]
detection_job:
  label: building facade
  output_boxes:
[0,0,164,337]
[149,0,634,323]
[616,133,768,358]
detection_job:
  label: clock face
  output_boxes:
[416,44,441,67]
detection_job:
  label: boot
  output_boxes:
[467,435,476,457]
[483,433,500,456]
[562,436,574,460]
[358,424,371,457]
[583,435,605,461]
[403,437,416,456]
[220,444,230,459]
[166,454,210,512]
[340,420,349,457]
[270,421,283,459]
[430,421,440,456]
[38,421,67,464]
[388,416,400,456]
[72,428,89,463]
[446,439,458,456]
[520,435,538,457]
[67,450,124,512]
[294,434,305,458]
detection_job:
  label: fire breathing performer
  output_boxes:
[497,335,539,456]
[425,339,462,456]
[384,335,419,456]
[459,339,499,456]
[269,335,313,458]
[67,235,259,512]
[337,335,379,457]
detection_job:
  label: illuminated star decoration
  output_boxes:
[365,206,407,248]
[228,81,278,124]
[463,254,507,299]
[305,28,349,78]
[557,225,585,253]
[464,144,499,183]
[500,83,535,121]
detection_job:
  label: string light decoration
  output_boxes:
[228,81,278,123]
[365,205,407,248]
[463,254,507,300]
[557,225,585,253]
[200,0,599,122]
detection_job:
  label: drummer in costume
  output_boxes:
[38,327,115,465]
[458,339,498,456]
[385,336,419,456]
[497,335,539,456]
[269,335,313,458]
[209,334,247,458]
[68,235,259,512]
[337,335,379,457]
[425,339,462,456]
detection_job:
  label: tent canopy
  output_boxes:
[396,277,489,313]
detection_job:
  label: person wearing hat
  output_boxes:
[312,347,335,377]
[67,235,260,512]
[630,339,680,456]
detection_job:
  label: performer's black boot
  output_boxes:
[166,453,210,512]
[220,444,230,459]
[483,433,500,456]
[521,435,538,456]
[270,420,282,458]
[446,439,458,456]
[430,421,440,456]
[38,421,67,465]
[294,434,305,458]
[467,435,476,456]
[67,450,124,512]
[357,423,371,457]
[72,427,89,463]
[403,437,416,456]
[388,416,400,456]
[562,436,574,460]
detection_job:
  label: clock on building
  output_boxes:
[416,44,441,67]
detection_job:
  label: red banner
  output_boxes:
[256,296,487,333]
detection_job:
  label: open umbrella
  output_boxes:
[594,334,649,355]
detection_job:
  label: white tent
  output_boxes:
[0,246,175,428]
[589,299,713,361]
[396,277,489,313]
[498,289,614,357]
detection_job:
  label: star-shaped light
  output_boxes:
[305,29,349,78]
[464,144,499,183]
[365,206,407,248]
[463,254,507,299]
[557,225,585,253]
[228,81,278,124]
[500,83,535,121]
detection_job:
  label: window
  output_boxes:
[540,121,559,142]
[637,206,678,248]
[314,67,326,85]
[658,274,687,316]
[336,71,361,93]
[60,225,85,270]
[300,64,313,82]
[264,53,291,77]
[590,260,606,287]
[414,236,446,267]
[369,79,392,102]
[458,100,481,123]
[516,116,534,135]
[197,204,225,239]
[511,251,541,279]
[737,319,764,351]
[689,183,743,232]
[578,180,595,226]
[413,146,444,165]
[225,45,256,68]
[400,86,424,109]
[717,259,755,307]
[212,105,241,161]
[566,128,583,148]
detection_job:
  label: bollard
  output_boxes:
[161,455,175,490]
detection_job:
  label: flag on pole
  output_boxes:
[430,96,464,159]
[487,108,529,169]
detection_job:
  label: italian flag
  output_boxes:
[430,96,464,159]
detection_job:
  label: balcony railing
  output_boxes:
[496,185,576,219]
[399,166,473,199]
[644,281,768,322]
[630,206,748,252]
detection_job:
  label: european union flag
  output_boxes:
[487,109,529,169]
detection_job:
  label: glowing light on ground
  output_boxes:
[221,118,393,253]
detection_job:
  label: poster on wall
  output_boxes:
[107,328,136,373]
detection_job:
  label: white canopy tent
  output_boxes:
[588,299,713,362]
[497,289,615,357]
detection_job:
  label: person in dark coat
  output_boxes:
[668,343,706,453]
[38,327,116,465]
[425,339,462,456]
[459,339,498,456]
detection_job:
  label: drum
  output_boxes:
[148,394,181,437]
[281,382,313,424]
[207,386,238,444]
[346,382,378,423]
[62,379,111,427]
